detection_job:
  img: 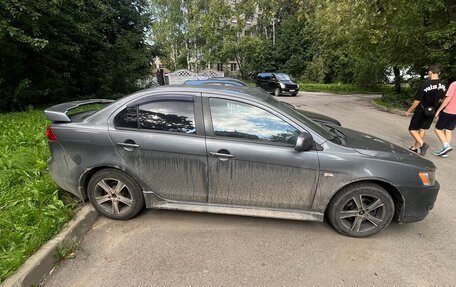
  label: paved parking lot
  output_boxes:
[44,92,456,286]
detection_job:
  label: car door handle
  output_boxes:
[209,152,235,158]
[117,142,140,148]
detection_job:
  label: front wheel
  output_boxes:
[274,88,281,97]
[327,183,395,237]
[87,169,145,220]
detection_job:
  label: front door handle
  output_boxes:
[209,151,235,159]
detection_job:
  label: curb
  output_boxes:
[370,99,406,116]
[2,204,98,287]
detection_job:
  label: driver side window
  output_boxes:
[209,98,299,145]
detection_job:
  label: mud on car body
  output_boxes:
[45,85,439,237]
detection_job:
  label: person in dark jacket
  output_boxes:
[405,64,446,155]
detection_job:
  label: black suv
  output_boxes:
[256,72,299,96]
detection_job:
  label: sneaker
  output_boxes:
[408,147,418,153]
[441,146,453,155]
[420,142,430,156]
[433,146,453,156]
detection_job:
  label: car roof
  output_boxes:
[124,85,270,102]
[184,79,246,86]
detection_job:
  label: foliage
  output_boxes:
[298,82,391,95]
[0,109,78,282]
[56,241,79,261]
[0,0,155,112]
[150,0,455,90]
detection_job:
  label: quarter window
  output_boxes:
[114,107,138,129]
[209,98,299,144]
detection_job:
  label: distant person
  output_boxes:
[405,64,446,155]
[433,81,456,157]
[156,68,165,86]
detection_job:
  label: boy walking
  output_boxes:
[405,64,446,155]
[433,81,456,157]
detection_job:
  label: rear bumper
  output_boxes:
[47,141,83,199]
[397,181,440,223]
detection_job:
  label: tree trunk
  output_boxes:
[393,66,401,93]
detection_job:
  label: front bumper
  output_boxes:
[281,88,299,95]
[397,181,440,223]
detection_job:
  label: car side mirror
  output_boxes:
[295,132,314,152]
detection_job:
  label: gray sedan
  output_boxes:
[44,85,439,237]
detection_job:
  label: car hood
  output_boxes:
[335,126,436,170]
[296,108,341,126]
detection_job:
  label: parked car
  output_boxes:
[256,72,299,96]
[185,78,341,126]
[45,86,439,237]
[184,78,247,87]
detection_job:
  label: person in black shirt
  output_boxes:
[405,64,446,155]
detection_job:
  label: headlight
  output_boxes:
[297,84,300,88]
[279,82,285,89]
[419,172,435,186]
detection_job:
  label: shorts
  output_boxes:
[409,109,434,130]
[436,111,456,130]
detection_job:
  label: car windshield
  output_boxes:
[266,96,333,140]
[275,74,291,81]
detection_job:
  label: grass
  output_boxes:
[0,109,78,283]
[56,240,79,261]
[298,82,390,94]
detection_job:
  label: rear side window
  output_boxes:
[114,101,196,134]
[139,101,196,134]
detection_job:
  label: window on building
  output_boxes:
[230,63,237,71]
[217,63,224,71]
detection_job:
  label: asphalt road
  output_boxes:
[43,92,456,286]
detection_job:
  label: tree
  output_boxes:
[0,0,155,111]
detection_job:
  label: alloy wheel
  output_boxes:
[93,178,133,216]
[339,194,386,233]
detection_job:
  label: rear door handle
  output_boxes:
[209,152,235,158]
[117,142,140,148]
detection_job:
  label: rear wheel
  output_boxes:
[87,169,144,220]
[327,183,394,237]
[274,88,281,97]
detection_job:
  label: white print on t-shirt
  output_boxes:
[424,83,446,93]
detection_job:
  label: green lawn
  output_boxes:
[0,109,78,282]
[298,82,387,94]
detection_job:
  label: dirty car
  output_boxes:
[44,85,439,237]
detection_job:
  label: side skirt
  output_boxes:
[144,192,324,222]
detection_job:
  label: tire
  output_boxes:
[274,88,281,97]
[87,169,145,220]
[327,183,394,238]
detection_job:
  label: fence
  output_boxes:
[166,69,224,85]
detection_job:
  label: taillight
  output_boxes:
[46,126,58,141]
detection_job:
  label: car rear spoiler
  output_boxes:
[44,99,115,122]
